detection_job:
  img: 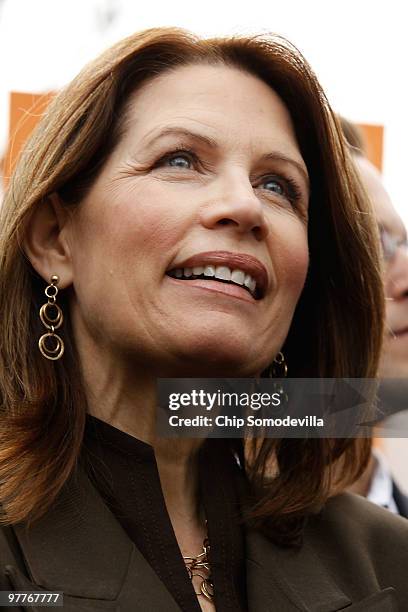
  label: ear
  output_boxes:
[23,193,74,288]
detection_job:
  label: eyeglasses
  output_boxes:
[379,226,408,262]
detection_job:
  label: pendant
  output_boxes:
[200,577,214,601]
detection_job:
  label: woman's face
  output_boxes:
[66,64,310,376]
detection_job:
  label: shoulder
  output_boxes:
[317,490,408,541]
[246,493,408,610]
[306,492,408,588]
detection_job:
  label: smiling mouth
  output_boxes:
[166,265,262,300]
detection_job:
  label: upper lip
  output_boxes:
[166,250,269,298]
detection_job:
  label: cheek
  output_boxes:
[75,181,193,273]
[112,181,195,253]
[282,243,309,292]
[269,219,309,296]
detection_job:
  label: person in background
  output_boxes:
[341,116,408,518]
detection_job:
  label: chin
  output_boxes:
[170,335,264,377]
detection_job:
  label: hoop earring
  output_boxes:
[38,275,65,360]
[269,351,288,378]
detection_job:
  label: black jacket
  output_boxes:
[1,467,408,611]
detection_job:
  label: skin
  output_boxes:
[354,156,408,378]
[25,64,310,608]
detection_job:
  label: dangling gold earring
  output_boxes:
[269,351,288,405]
[270,351,288,378]
[38,275,65,360]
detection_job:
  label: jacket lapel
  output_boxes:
[11,468,182,611]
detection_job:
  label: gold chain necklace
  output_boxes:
[183,535,214,602]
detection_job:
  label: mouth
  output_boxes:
[165,251,269,301]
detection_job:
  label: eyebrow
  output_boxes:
[141,127,218,150]
[258,152,309,187]
[141,126,309,187]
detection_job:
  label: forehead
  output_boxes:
[119,63,303,161]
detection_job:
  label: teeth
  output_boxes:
[244,274,256,294]
[203,265,216,277]
[170,264,258,296]
[215,266,231,281]
[231,269,245,285]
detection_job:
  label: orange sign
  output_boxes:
[359,123,384,172]
[3,91,54,187]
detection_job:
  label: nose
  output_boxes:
[199,172,269,241]
[385,247,408,300]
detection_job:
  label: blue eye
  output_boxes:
[262,178,285,195]
[258,174,303,206]
[155,149,197,170]
[167,154,192,169]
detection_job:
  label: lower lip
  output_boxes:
[165,276,257,303]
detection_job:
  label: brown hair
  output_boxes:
[0,28,383,545]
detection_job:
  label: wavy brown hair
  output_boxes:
[0,28,383,545]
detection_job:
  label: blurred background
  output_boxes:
[0,0,407,491]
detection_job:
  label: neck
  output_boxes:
[78,337,205,529]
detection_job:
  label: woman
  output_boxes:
[0,28,407,611]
